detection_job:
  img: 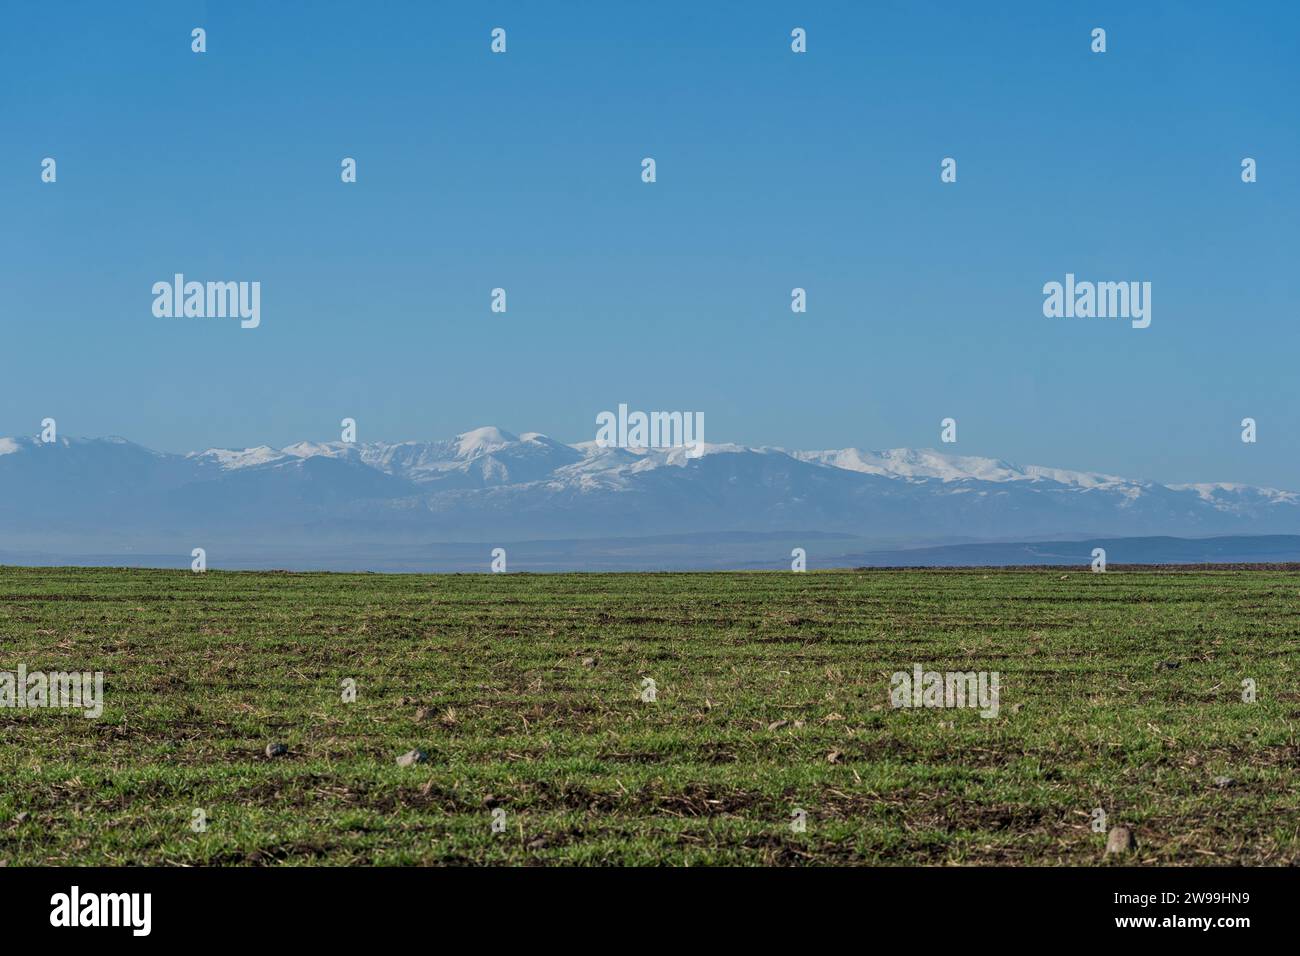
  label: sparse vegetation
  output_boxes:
[1,566,1297,865]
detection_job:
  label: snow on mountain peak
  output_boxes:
[792,447,1124,487]
[455,426,518,458]
[7,428,1300,549]
[118,428,1288,501]
[282,441,350,460]
[1169,482,1300,505]
[189,445,286,469]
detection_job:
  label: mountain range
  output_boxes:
[2,426,1298,570]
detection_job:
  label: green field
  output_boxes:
[1,566,1297,866]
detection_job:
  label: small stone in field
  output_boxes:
[396,749,428,767]
[1105,826,1135,855]
[265,742,288,758]
[581,657,597,668]
[826,750,843,764]
[415,706,436,721]
[1212,775,1234,788]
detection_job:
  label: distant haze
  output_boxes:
[3,427,1300,570]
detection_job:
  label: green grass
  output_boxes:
[1,565,1297,865]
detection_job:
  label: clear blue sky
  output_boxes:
[2,1,1297,487]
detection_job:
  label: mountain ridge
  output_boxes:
[2,429,1298,567]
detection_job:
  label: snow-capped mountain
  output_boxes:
[2,428,1299,568]
[791,447,1129,488]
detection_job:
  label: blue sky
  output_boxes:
[2,1,1297,487]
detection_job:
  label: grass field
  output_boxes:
[1,566,1297,866]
